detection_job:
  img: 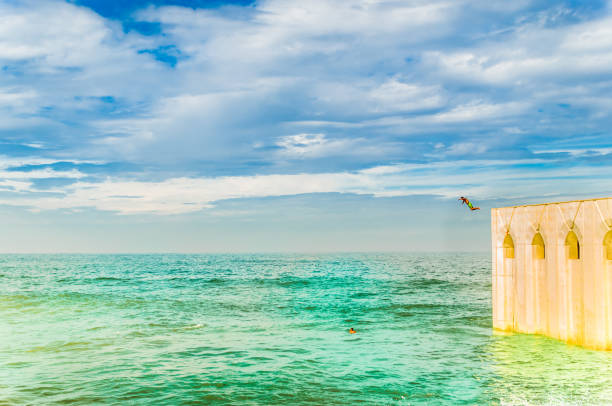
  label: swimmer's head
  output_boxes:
[349,327,356,334]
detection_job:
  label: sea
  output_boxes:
[1,253,611,405]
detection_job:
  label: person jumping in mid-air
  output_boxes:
[459,196,480,211]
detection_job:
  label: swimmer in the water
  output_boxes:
[349,327,356,334]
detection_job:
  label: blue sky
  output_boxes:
[1,0,612,252]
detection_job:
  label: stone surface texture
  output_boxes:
[492,197,612,350]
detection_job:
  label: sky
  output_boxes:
[1,0,612,252]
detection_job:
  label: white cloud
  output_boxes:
[1,0,612,223]
[0,156,101,170]
[0,166,453,214]
[531,147,612,157]
[140,0,455,66]
[0,168,85,180]
[432,101,526,123]
[80,0,459,161]
[368,79,445,113]
[276,133,353,157]
[2,0,589,166]
[0,89,37,106]
[427,13,612,87]
[2,157,608,215]
[0,0,169,141]
[445,142,488,156]
[0,1,116,68]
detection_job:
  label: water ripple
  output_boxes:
[0,253,611,404]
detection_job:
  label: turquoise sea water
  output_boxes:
[1,253,612,405]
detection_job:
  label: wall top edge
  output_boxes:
[493,196,612,210]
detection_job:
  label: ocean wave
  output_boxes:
[2,253,610,405]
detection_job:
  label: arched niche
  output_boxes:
[503,233,515,259]
[604,230,612,260]
[565,230,580,260]
[532,232,545,259]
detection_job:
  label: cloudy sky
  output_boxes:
[1,0,612,252]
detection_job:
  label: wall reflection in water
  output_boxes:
[485,331,612,404]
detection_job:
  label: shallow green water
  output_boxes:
[1,254,611,405]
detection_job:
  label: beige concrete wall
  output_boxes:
[492,197,612,350]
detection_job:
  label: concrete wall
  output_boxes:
[492,197,612,350]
